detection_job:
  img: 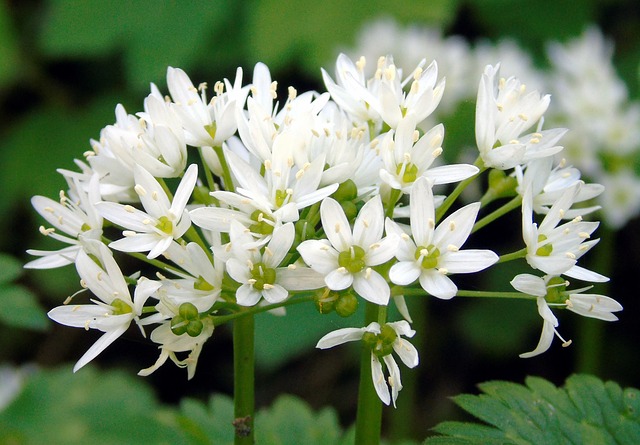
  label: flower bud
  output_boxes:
[335,292,358,317]
[315,288,338,314]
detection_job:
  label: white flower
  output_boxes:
[297,196,397,305]
[226,221,325,306]
[26,174,103,269]
[378,116,478,192]
[316,321,418,406]
[48,243,160,371]
[96,164,198,259]
[475,64,565,169]
[511,273,621,357]
[386,177,498,299]
[167,66,246,148]
[522,182,606,282]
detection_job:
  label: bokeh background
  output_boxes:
[1,0,639,443]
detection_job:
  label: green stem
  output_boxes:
[198,146,218,192]
[456,289,536,300]
[385,188,402,219]
[212,293,315,326]
[233,311,255,445]
[497,247,527,264]
[355,302,385,445]
[436,157,486,222]
[214,145,235,193]
[472,195,522,233]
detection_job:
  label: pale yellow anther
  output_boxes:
[384,65,396,81]
[579,244,589,252]
[96,272,103,281]
[410,81,419,94]
[530,137,540,144]
[520,84,527,94]
[287,264,297,270]
[447,244,459,252]
[562,339,572,348]
[188,86,198,93]
[400,233,410,240]
[403,152,412,163]
[187,99,197,106]
[156,272,166,280]
[412,130,420,143]
[247,278,257,285]
[438,268,448,275]
[63,296,73,305]
[124,205,136,213]
[337,266,348,274]
[288,86,297,100]
[563,228,570,235]
[499,78,506,89]
[377,56,386,68]
[264,159,272,170]
[214,81,224,95]
[562,172,571,178]
[84,320,91,331]
[559,158,567,168]
[566,252,577,259]
[263,283,275,290]
[334,223,341,233]
[369,242,380,250]
[44,206,55,213]
[432,147,443,158]
[365,268,372,279]
[578,232,590,239]
[449,221,456,231]
[496,103,504,111]
[250,86,258,96]
[264,246,273,257]
[39,226,55,236]
[57,216,64,225]
[428,219,435,229]
[151,191,159,201]
[572,216,583,223]
[356,56,366,72]
[509,139,519,144]
[80,279,88,288]
[311,129,320,137]
[420,248,429,256]
[134,184,147,196]
[370,139,380,149]
[320,245,330,251]
[83,150,95,157]
[142,218,151,225]
[270,81,278,99]
[123,230,136,237]
[363,219,370,228]
[559,209,566,218]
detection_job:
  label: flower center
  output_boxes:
[545,276,568,304]
[194,276,215,291]
[396,162,419,184]
[536,234,553,256]
[363,324,397,358]
[415,245,440,269]
[170,302,204,337]
[249,210,275,235]
[250,262,276,290]
[156,216,173,235]
[111,298,133,315]
[338,245,366,274]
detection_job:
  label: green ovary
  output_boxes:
[194,276,215,291]
[338,245,366,274]
[415,245,440,269]
[536,234,553,256]
[156,216,173,235]
[249,210,275,235]
[110,298,133,315]
[545,276,567,304]
[396,162,419,184]
[250,262,276,290]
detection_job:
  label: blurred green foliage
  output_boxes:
[1,0,639,443]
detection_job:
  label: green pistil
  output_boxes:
[250,262,276,290]
[536,234,553,256]
[275,189,290,208]
[111,298,133,315]
[249,210,275,235]
[396,162,419,184]
[171,302,203,337]
[415,245,440,269]
[545,276,568,304]
[364,324,398,359]
[156,216,173,235]
[205,122,217,140]
[80,223,91,232]
[338,245,366,274]
[194,276,215,292]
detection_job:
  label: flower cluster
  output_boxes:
[27,51,619,406]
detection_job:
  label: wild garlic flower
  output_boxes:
[511,273,621,357]
[386,177,498,299]
[316,321,418,407]
[522,182,606,282]
[96,164,198,259]
[48,243,161,372]
[475,64,565,170]
[378,116,478,192]
[297,196,397,305]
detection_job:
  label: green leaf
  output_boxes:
[39,0,233,88]
[246,0,459,75]
[0,284,48,331]
[254,394,342,445]
[0,365,184,445]
[176,395,235,445]
[426,374,640,445]
[0,253,24,285]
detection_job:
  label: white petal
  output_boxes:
[410,177,435,246]
[392,338,419,369]
[352,270,389,305]
[235,284,262,306]
[321,198,353,251]
[389,261,421,286]
[371,354,391,406]
[316,327,365,349]
[73,325,129,372]
[419,269,457,299]
[519,319,555,358]
[510,274,547,297]
[426,164,478,185]
[439,250,498,274]
[365,235,398,266]
[262,284,288,304]
[325,268,354,290]
[276,267,325,290]
[297,240,338,274]
[353,196,384,248]
[170,163,198,216]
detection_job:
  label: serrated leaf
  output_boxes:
[0,366,184,445]
[426,375,640,445]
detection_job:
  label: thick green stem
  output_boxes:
[355,302,385,445]
[497,247,528,264]
[233,312,255,444]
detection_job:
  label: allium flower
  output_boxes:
[316,321,418,406]
[386,177,498,299]
[226,221,324,306]
[97,164,198,259]
[475,64,565,169]
[511,273,621,357]
[26,174,103,269]
[378,116,478,192]
[48,243,160,371]
[297,196,397,305]
[522,182,606,282]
